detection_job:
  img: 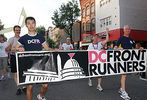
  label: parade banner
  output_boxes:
[16,50,147,85]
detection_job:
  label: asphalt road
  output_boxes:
[0,74,147,100]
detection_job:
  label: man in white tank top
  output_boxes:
[88,28,109,92]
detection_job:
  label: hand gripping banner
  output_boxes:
[16,50,147,85]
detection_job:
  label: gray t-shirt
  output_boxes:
[8,37,20,55]
[8,37,20,49]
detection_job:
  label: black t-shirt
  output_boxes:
[18,33,46,51]
[116,36,135,49]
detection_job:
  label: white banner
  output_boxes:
[16,50,147,85]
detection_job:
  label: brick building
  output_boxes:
[80,0,95,43]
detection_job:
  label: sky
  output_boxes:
[0,0,80,39]
[0,0,80,28]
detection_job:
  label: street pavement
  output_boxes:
[0,74,147,100]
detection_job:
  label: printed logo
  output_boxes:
[57,53,85,80]
[28,39,41,44]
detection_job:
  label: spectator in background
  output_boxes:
[61,37,73,50]
[108,44,114,50]
[136,43,141,49]
[0,34,10,80]
[135,43,142,77]
[135,43,146,79]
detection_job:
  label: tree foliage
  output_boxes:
[36,26,46,36]
[47,38,55,48]
[51,0,80,42]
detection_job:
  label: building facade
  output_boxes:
[72,21,81,42]
[51,21,81,48]
[80,0,95,43]
[80,0,147,48]
[96,0,147,42]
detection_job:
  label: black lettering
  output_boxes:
[131,50,140,60]
[90,64,98,76]
[114,51,121,61]
[107,63,117,74]
[132,61,139,71]
[122,50,131,61]
[139,61,146,71]
[97,63,106,75]
[107,51,113,62]
[117,62,127,73]
[127,62,132,72]
[141,50,146,60]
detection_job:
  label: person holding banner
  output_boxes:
[88,28,109,91]
[61,37,73,50]
[13,17,55,100]
[5,25,26,95]
[114,25,136,100]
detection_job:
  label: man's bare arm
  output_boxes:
[102,28,109,45]
[42,42,52,51]
[5,40,14,52]
[12,43,24,52]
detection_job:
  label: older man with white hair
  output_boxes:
[62,37,73,50]
[114,25,135,100]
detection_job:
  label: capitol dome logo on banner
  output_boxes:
[57,53,86,80]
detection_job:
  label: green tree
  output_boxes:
[52,0,80,42]
[36,26,46,36]
[47,38,55,48]
[55,33,62,48]
[0,19,4,31]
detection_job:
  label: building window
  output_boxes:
[91,18,95,31]
[91,3,94,14]
[108,17,112,25]
[106,18,109,26]
[100,16,112,27]
[82,9,85,18]
[83,23,86,34]
[86,6,90,16]
[86,21,90,32]
[100,0,111,7]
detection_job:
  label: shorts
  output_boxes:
[10,55,17,73]
[0,57,8,70]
